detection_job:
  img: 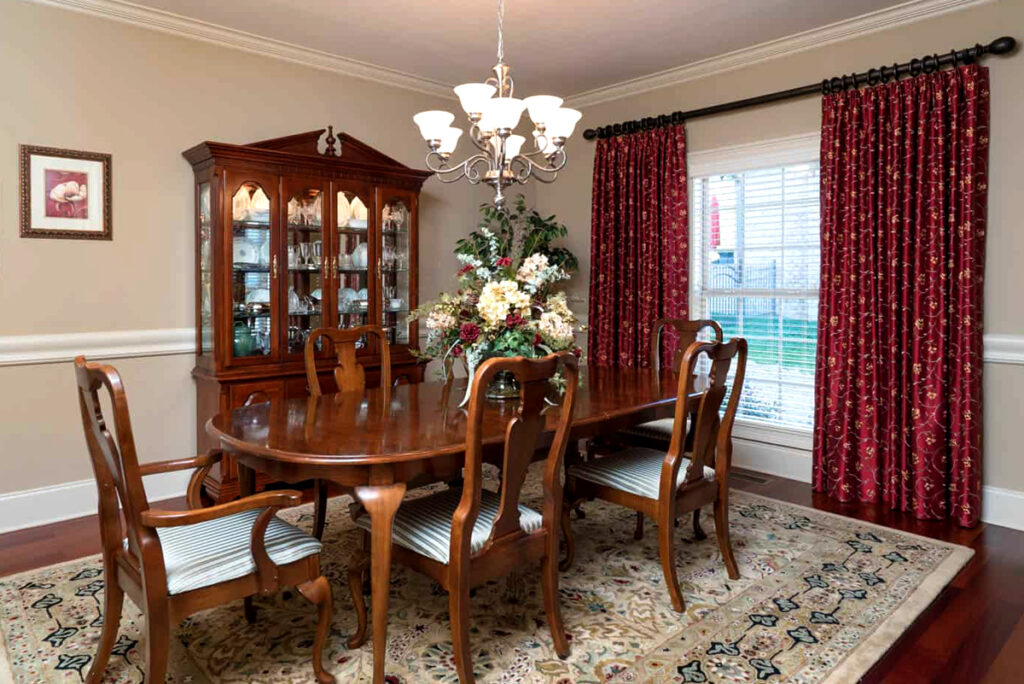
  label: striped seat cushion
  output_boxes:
[355,488,543,565]
[617,418,677,443]
[569,447,715,499]
[147,508,322,595]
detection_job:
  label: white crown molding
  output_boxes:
[28,0,454,99]
[0,328,194,367]
[566,0,995,108]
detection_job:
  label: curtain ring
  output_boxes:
[892,62,901,82]
[909,58,922,76]
[612,123,622,135]
[867,68,880,86]
[950,49,959,68]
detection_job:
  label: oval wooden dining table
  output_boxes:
[206,366,696,683]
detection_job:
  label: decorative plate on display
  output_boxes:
[339,287,357,311]
[337,192,351,227]
[233,238,258,266]
[352,243,369,268]
[245,288,271,305]
[350,196,368,221]
[347,218,367,229]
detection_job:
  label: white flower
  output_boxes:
[516,252,567,292]
[478,280,531,328]
[538,311,575,346]
[425,310,457,332]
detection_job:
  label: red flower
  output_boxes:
[532,333,543,346]
[451,345,464,357]
[572,347,583,358]
[506,313,524,328]
[495,256,513,268]
[457,264,474,276]
[459,323,480,343]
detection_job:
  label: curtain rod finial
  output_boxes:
[583,128,597,141]
[990,36,1017,55]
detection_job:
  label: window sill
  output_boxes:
[732,419,813,451]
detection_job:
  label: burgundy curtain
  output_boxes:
[588,124,689,367]
[813,65,989,527]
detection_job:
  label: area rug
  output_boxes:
[0,466,972,683]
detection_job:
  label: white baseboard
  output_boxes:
[981,486,1024,532]
[732,439,1024,531]
[1,442,1021,534]
[0,470,191,535]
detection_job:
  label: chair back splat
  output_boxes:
[305,325,391,397]
[458,352,579,558]
[650,317,723,374]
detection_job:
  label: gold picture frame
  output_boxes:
[19,144,112,240]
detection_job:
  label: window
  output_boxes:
[690,157,820,431]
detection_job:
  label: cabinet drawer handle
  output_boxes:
[272,254,278,280]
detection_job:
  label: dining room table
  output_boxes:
[206,365,701,684]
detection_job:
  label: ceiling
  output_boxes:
[128,0,913,96]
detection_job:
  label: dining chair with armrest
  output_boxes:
[74,357,334,684]
[305,325,391,540]
[347,352,580,683]
[563,338,747,612]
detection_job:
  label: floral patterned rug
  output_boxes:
[0,467,972,683]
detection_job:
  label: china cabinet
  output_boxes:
[184,128,431,502]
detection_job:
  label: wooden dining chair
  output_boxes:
[74,357,334,684]
[563,338,747,613]
[615,318,723,447]
[305,325,391,539]
[347,352,580,683]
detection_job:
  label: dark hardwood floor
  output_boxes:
[1,468,1020,683]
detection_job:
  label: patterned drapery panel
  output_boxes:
[588,124,689,368]
[813,65,989,527]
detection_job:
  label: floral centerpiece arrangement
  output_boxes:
[412,196,582,401]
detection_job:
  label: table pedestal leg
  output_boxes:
[354,483,406,684]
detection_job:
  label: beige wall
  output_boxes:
[535,0,1024,492]
[0,0,510,494]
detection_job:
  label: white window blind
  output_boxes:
[690,161,820,430]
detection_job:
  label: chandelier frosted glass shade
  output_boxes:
[523,95,563,126]
[454,83,497,116]
[545,108,583,139]
[412,0,578,207]
[439,127,463,156]
[413,111,455,141]
[481,97,525,130]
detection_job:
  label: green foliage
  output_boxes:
[454,194,578,273]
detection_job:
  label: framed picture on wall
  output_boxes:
[19,145,112,240]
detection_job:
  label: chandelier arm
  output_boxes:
[464,155,494,183]
[468,125,493,154]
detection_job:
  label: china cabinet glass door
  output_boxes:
[198,182,213,354]
[380,191,413,345]
[334,187,373,346]
[283,179,327,356]
[228,175,276,361]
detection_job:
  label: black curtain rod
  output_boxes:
[583,36,1017,141]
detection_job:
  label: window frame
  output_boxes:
[687,133,821,444]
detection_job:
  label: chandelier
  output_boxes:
[412,0,582,208]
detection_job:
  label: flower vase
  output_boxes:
[485,371,520,400]
[458,358,521,407]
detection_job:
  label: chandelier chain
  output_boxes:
[496,0,504,63]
